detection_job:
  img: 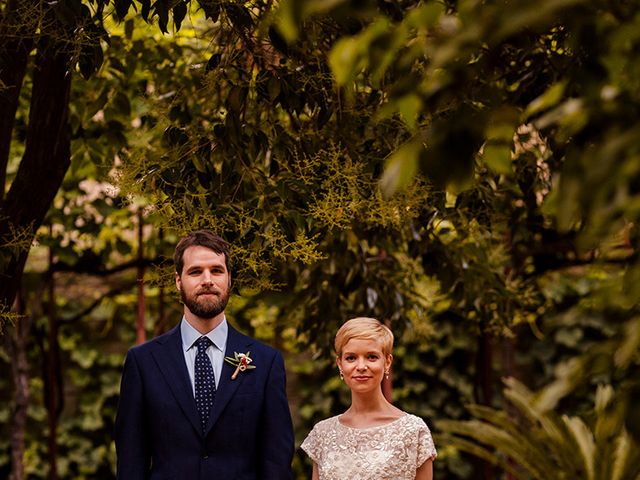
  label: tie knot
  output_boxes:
[195,336,211,353]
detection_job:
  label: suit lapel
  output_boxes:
[205,325,253,434]
[151,325,202,436]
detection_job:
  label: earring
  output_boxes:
[384,369,390,380]
[339,369,344,380]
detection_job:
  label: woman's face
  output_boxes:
[336,337,392,393]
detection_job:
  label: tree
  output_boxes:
[0,0,105,315]
[0,0,195,318]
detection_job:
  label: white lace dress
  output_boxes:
[301,413,437,480]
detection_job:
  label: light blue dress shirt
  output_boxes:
[181,317,228,397]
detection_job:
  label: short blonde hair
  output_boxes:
[334,317,394,357]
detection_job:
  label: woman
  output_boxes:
[301,317,436,480]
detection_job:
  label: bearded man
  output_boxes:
[115,230,294,479]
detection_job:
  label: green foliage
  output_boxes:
[272,0,640,476]
[3,0,640,478]
[439,378,640,480]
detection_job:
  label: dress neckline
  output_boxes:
[336,413,408,431]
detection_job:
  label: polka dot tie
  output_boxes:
[194,336,216,433]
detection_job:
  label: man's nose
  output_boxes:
[201,270,214,284]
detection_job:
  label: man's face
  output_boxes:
[176,245,231,320]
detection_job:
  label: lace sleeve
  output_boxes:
[301,424,321,464]
[417,419,437,466]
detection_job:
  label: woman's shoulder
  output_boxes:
[311,414,341,433]
[397,412,431,431]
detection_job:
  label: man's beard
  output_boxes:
[181,286,230,319]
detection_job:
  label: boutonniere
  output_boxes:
[224,352,256,380]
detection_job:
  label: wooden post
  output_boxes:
[136,208,146,344]
[46,226,59,480]
[154,227,167,336]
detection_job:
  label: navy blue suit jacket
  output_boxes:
[115,323,294,479]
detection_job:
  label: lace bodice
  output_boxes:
[301,413,436,480]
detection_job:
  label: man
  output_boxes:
[115,230,294,479]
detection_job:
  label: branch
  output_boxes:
[60,282,136,324]
[51,255,168,276]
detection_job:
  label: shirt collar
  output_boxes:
[181,316,228,353]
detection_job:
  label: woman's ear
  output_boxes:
[385,354,393,370]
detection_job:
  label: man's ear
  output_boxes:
[175,272,181,291]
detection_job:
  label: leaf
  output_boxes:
[226,86,248,114]
[380,140,422,197]
[328,37,362,86]
[405,2,445,29]
[163,126,189,146]
[154,0,169,34]
[111,92,131,117]
[173,1,187,31]
[563,416,595,480]
[268,25,289,56]
[274,0,300,43]
[395,94,423,131]
[198,0,220,21]
[482,143,513,174]
[267,76,281,102]
[115,0,133,21]
[225,4,253,30]
[140,0,151,21]
[525,81,568,120]
[206,53,221,72]
[614,317,640,369]
[328,19,390,86]
[78,42,104,80]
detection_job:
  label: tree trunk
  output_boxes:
[0,0,36,192]
[6,290,30,480]
[0,21,72,312]
[502,334,518,480]
[474,331,495,480]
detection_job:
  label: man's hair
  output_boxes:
[174,230,231,275]
[334,317,394,357]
